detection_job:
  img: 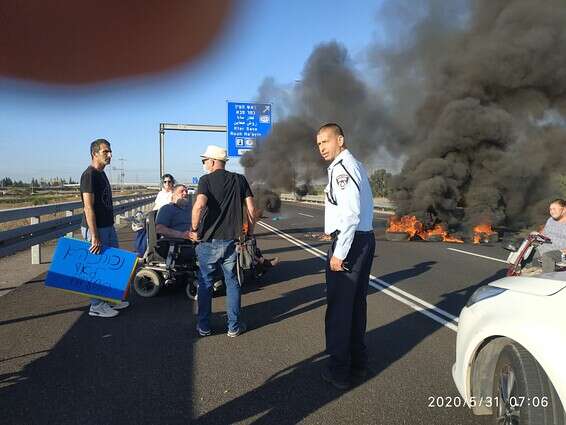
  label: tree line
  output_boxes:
[1,177,78,188]
[295,169,393,199]
[369,169,392,198]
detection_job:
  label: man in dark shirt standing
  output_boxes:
[189,145,255,337]
[80,139,130,318]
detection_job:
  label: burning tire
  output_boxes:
[385,231,410,242]
[263,192,281,212]
[475,232,500,244]
[425,235,443,242]
[252,186,281,214]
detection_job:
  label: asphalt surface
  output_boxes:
[0,201,512,424]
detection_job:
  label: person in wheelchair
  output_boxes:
[155,184,191,239]
[524,198,566,274]
[133,184,198,298]
[155,183,196,263]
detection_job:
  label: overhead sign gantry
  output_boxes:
[158,102,272,178]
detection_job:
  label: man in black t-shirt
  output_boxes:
[80,138,130,318]
[189,145,255,337]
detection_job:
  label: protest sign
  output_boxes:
[46,237,138,302]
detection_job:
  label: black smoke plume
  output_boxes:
[387,0,566,229]
[242,42,407,192]
[244,0,566,230]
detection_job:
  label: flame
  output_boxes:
[472,223,497,244]
[425,224,445,238]
[443,235,465,243]
[387,215,463,243]
[473,223,495,234]
[422,223,464,243]
[387,215,423,239]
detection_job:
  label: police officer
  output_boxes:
[316,123,375,389]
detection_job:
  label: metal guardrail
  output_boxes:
[0,194,156,263]
[279,193,396,214]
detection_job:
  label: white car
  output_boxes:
[453,273,566,424]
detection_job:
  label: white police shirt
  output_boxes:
[324,149,373,260]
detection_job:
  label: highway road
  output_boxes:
[0,200,512,424]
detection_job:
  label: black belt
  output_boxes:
[330,230,373,240]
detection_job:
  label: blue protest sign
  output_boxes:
[227,101,272,157]
[45,237,138,302]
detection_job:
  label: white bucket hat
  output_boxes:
[200,145,229,162]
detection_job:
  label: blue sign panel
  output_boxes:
[46,237,138,302]
[192,176,199,184]
[227,102,272,157]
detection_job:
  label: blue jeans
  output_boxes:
[81,226,119,307]
[196,239,241,333]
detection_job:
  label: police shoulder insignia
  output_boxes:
[336,174,349,189]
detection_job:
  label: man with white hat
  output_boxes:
[189,145,256,337]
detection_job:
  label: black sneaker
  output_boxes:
[227,322,247,337]
[196,325,211,337]
[321,366,349,390]
[350,366,370,379]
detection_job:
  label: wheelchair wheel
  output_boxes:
[186,279,198,301]
[133,269,162,297]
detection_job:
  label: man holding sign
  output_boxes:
[80,138,130,318]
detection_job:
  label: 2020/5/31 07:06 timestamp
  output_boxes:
[427,396,550,408]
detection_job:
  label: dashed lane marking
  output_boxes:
[258,221,458,332]
[447,248,507,264]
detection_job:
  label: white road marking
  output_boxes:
[258,220,458,332]
[447,248,508,264]
[297,212,314,218]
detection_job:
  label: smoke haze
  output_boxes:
[244,0,566,229]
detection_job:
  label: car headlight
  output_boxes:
[466,285,508,307]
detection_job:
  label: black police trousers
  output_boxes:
[325,231,375,379]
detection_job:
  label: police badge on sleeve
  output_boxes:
[336,174,349,189]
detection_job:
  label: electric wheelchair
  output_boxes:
[132,210,223,300]
[131,210,269,300]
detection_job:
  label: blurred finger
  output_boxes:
[1,0,233,83]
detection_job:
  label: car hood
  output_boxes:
[489,272,566,296]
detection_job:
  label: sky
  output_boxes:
[0,0,387,185]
